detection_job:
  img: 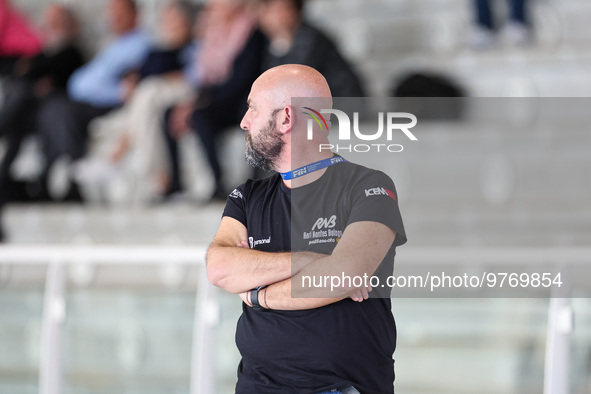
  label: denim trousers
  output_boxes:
[475,0,528,29]
[317,386,359,394]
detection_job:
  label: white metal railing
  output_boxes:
[0,245,212,394]
[398,247,588,394]
[1,245,590,394]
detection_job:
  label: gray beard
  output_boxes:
[244,117,284,172]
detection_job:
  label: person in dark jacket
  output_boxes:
[0,3,84,199]
[163,0,267,201]
[257,0,365,98]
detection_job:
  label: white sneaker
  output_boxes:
[72,158,119,186]
[47,157,72,200]
[500,22,533,48]
[469,26,496,50]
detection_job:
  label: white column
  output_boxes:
[543,269,573,394]
[39,262,66,394]
[190,265,219,394]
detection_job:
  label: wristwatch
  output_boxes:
[250,286,267,311]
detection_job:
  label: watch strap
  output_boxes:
[250,286,266,311]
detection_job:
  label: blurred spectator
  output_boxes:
[471,0,532,49]
[0,3,83,201]
[257,0,365,97]
[163,0,267,201]
[67,0,150,107]
[75,0,201,204]
[33,0,150,199]
[0,0,42,75]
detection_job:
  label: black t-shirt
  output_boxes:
[223,159,407,394]
[23,44,84,90]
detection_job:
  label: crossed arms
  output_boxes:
[206,217,396,311]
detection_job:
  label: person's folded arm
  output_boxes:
[206,217,324,294]
[244,221,396,311]
[68,66,123,107]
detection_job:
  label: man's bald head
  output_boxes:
[252,64,332,109]
[240,65,334,173]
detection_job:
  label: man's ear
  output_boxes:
[278,106,292,135]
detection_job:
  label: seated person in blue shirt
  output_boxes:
[33,0,151,199]
[67,0,151,108]
[74,0,202,204]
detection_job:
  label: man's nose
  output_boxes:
[240,113,250,131]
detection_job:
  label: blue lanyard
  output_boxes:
[280,156,347,180]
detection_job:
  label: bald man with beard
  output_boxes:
[207,64,407,394]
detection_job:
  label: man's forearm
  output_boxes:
[261,222,395,309]
[246,249,379,311]
[207,245,324,294]
[207,245,290,293]
[260,277,346,311]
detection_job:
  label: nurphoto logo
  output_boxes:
[304,109,418,153]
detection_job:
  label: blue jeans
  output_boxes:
[318,386,359,394]
[475,0,528,30]
[318,387,359,394]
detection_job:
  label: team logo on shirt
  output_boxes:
[248,236,271,249]
[312,215,337,230]
[303,215,343,245]
[365,187,397,201]
[229,189,243,199]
